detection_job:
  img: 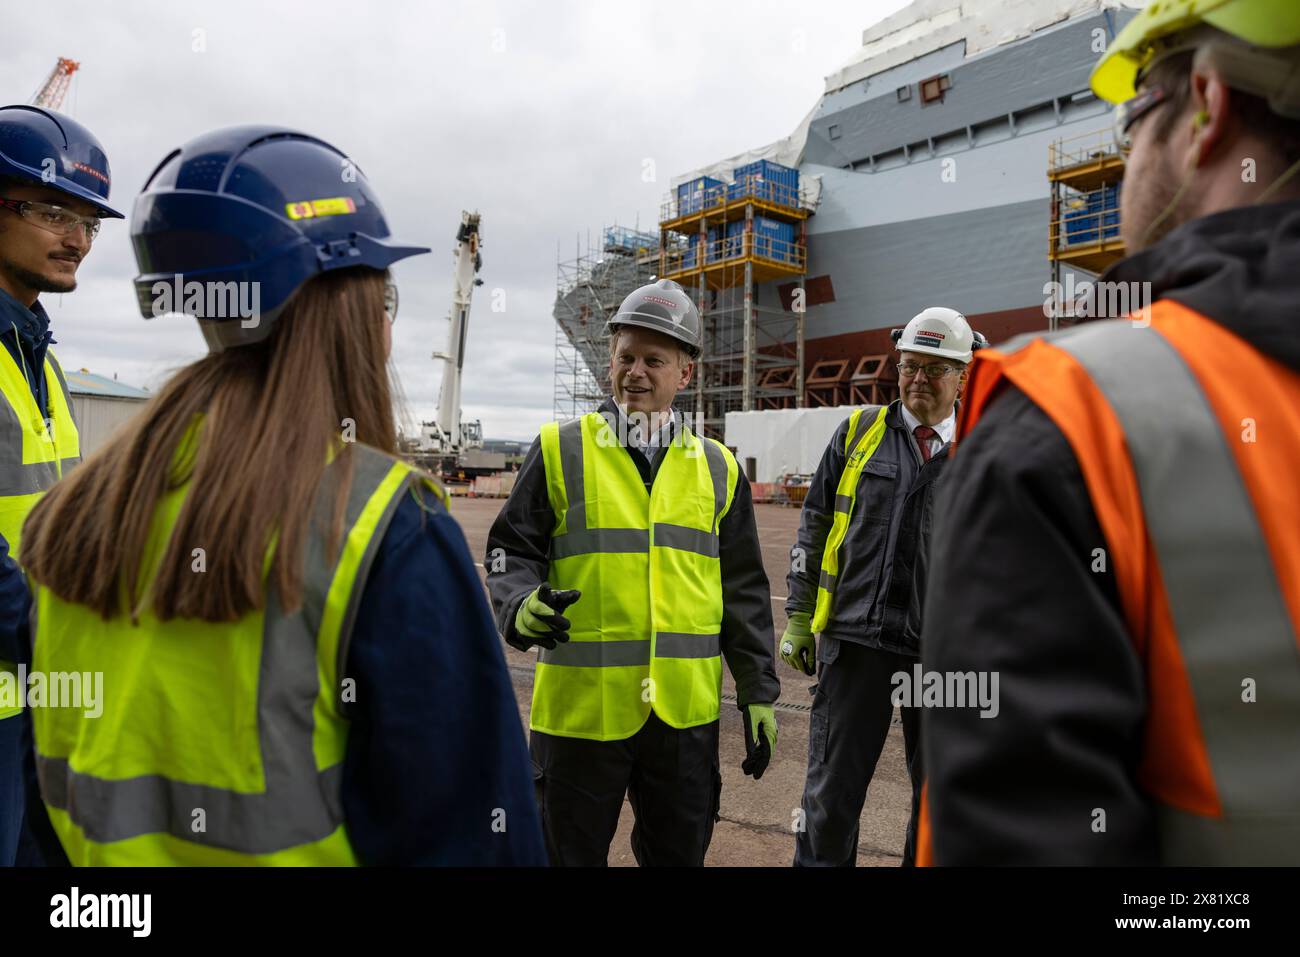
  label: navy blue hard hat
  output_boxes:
[0,105,123,218]
[131,125,430,352]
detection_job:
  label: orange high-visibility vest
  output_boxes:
[919,301,1300,865]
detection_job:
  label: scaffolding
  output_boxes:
[658,175,815,440]
[552,226,659,421]
[1048,127,1127,329]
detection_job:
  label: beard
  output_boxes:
[0,257,77,295]
[1121,150,1186,253]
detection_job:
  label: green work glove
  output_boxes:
[742,703,778,779]
[779,611,816,676]
[511,584,582,651]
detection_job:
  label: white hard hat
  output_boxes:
[892,307,977,364]
[608,279,703,358]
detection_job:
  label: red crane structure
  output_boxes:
[31,57,80,111]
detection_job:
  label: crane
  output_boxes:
[31,58,80,110]
[416,211,505,483]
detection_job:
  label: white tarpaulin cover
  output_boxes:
[725,405,875,484]
[669,103,824,209]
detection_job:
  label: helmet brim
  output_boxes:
[1091,0,1300,104]
[0,162,124,218]
[606,315,701,357]
[897,342,971,364]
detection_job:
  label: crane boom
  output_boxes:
[31,58,80,110]
[416,210,503,483]
[434,211,482,447]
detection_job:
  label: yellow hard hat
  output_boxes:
[1091,0,1300,104]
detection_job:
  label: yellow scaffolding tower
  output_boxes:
[659,176,813,439]
[1048,128,1127,328]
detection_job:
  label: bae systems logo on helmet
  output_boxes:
[915,332,945,347]
[70,161,109,185]
[641,295,679,310]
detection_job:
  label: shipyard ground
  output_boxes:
[457,496,910,867]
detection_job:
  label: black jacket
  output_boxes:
[921,198,1300,865]
[786,399,950,657]
[485,398,781,710]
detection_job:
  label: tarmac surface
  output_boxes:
[454,495,910,867]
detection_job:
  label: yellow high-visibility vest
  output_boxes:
[31,437,446,865]
[811,405,889,633]
[534,411,738,741]
[0,344,80,720]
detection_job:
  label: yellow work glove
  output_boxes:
[742,703,777,779]
[510,584,581,651]
[779,611,816,676]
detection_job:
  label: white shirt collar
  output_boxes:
[618,405,677,451]
[899,401,956,449]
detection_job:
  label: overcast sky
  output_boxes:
[9,0,911,441]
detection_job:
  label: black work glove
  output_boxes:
[741,703,777,779]
[507,584,582,651]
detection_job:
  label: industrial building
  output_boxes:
[64,369,150,456]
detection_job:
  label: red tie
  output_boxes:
[914,425,937,463]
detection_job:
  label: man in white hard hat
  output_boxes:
[486,279,780,866]
[781,307,985,866]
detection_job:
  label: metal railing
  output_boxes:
[1049,127,1122,173]
[1050,190,1122,252]
[659,178,813,224]
[660,233,806,275]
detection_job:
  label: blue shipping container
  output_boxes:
[1063,185,1120,245]
[754,217,794,240]
[733,159,799,188]
[677,177,726,215]
[1064,207,1099,246]
[677,176,725,201]
[728,178,800,208]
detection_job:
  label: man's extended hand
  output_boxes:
[511,584,582,651]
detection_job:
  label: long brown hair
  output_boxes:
[22,268,398,622]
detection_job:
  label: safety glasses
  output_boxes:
[897,361,958,379]
[0,198,101,241]
[1113,85,1168,154]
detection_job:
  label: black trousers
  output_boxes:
[530,712,721,867]
[795,636,923,867]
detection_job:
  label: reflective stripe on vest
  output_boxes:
[32,443,445,865]
[961,310,1300,865]
[0,348,80,720]
[534,411,736,741]
[811,405,889,633]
